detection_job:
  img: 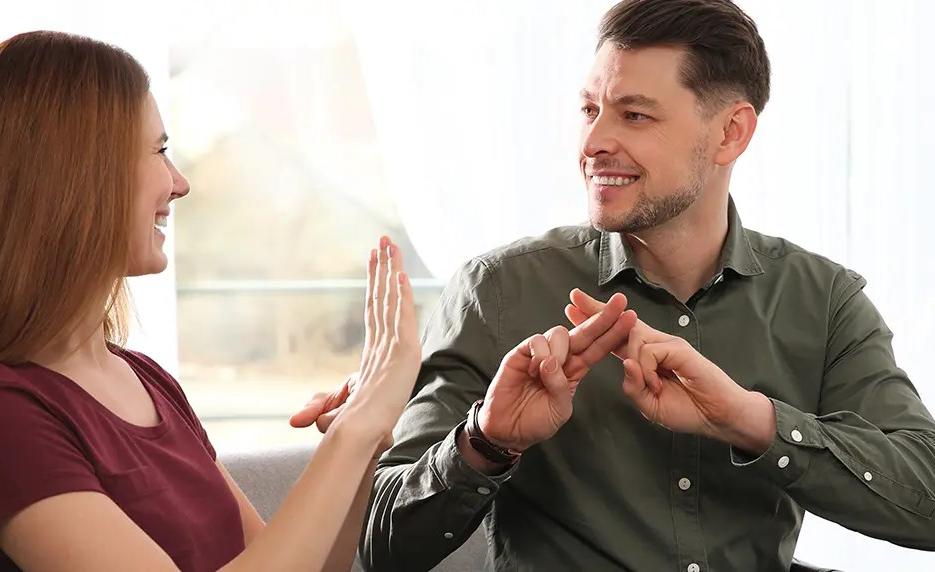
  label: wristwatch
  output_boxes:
[464,399,522,465]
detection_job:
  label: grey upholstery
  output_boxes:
[220,444,486,571]
[220,445,837,571]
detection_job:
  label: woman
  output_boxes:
[0,31,421,571]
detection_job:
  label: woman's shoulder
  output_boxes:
[0,360,63,404]
[0,361,75,436]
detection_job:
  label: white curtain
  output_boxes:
[350,1,935,569]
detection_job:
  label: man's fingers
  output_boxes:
[527,334,551,378]
[621,358,648,401]
[564,304,588,327]
[637,342,665,393]
[544,326,570,366]
[316,403,346,433]
[639,339,690,394]
[289,392,331,428]
[567,292,628,354]
[538,356,571,403]
[569,288,606,318]
[572,309,638,369]
[500,333,540,380]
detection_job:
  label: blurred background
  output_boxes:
[4,1,934,569]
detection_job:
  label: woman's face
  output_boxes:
[127,93,190,276]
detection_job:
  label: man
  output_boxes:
[360,1,935,570]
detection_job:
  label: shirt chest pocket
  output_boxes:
[99,465,168,501]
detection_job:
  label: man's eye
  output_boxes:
[625,112,650,122]
[581,105,599,119]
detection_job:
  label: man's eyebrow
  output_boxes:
[613,94,660,109]
[579,90,661,110]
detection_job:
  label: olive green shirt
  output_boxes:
[362,198,935,571]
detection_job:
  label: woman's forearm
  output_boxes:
[321,457,378,572]
[221,417,380,572]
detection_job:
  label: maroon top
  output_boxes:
[0,348,245,571]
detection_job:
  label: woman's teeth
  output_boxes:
[155,215,168,229]
[591,175,639,186]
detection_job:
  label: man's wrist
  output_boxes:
[456,426,513,475]
[463,400,522,465]
[713,390,776,456]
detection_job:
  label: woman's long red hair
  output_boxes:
[0,31,150,364]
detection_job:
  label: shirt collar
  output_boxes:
[597,195,764,286]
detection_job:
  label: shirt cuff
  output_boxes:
[431,421,519,493]
[730,398,824,486]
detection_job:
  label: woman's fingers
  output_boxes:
[360,237,389,382]
[383,240,401,337]
[357,237,422,390]
[372,236,390,344]
[363,248,378,358]
[395,271,418,344]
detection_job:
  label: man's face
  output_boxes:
[580,43,715,233]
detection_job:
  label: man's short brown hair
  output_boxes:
[599,0,771,115]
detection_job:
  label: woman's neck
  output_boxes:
[30,315,113,372]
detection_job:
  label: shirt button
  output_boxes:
[791,429,803,443]
[678,314,691,327]
[778,455,790,469]
[688,563,701,572]
[864,472,873,481]
[443,532,454,539]
[678,477,692,491]
[477,486,491,495]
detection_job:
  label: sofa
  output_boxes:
[220,445,839,572]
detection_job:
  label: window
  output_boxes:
[165,2,444,451]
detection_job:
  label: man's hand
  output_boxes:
[565,289,776,455]
[476,293,638,453]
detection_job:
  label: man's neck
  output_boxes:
[625,192,730,303]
